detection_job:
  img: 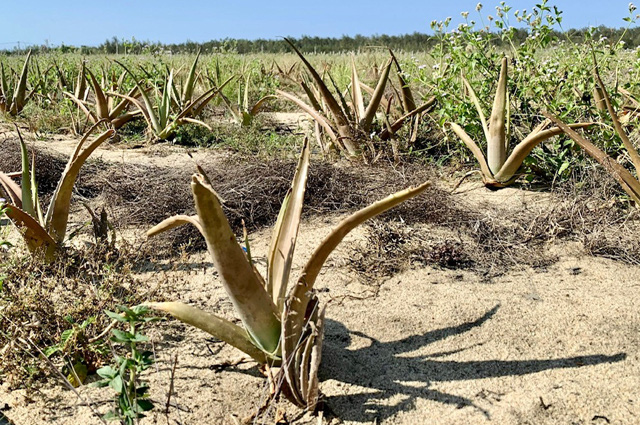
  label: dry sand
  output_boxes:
[1,129,638,424]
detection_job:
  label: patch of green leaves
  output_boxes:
[93,305,157,425]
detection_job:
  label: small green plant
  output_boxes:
[44,315,104,387]
[449,57,592,187]
[94,305,157,425]
[0,203,12,253]
[115,61,228,141]
[0,123,114,261]
[0,51,32,116]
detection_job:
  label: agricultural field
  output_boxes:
[1,3,640,424]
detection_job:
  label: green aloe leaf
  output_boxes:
[190,174,281,354]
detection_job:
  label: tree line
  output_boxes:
[3,26,640,55]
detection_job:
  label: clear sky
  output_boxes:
[1,1,637,48]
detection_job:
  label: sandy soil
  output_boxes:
[1,130,638,424]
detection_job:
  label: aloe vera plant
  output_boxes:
[54,60,88,101]
[219,70,276,127]
[169,51,216,115]
[278,38,393,158]
[64,67,141,130]
[449,57,592,188]
[146,140,430,407]
[116,61,226,141]
[0,51,32,116]
[371,50,437,142]
[544,66,640,204]
[0,123,115,260]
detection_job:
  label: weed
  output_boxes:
[93,305,157,425]
[0,242,151,388]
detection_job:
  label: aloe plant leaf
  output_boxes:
[86,68,110,120]
[487,57,508,175]
[494,123,593,183]
[116,61,162,134]
[188,75,234,118]
[1,63,9,101]
[4,202,56,253]
[544,112,640,203]
[462,77,489,142]
[190,174,281,354]
[593,67,640,176]
[145,302,269,363]
[303,180,431,285]
[300,78,323,112]
[304,304,325,410]
[327,72,353,121]
[31,153,44,224]
[0,171,22,207]
[108,91,155,133]
[281,290,317,407]
[449,122,493,180]
[389,50,417,113]
[530,118,551,136]
[276,89,338,143]
[379,96,436,140]
[359,81,391,111]
[351,56,366,122]
[249,95,276,116]
[71,120,109,162]
[178,117,211,130]
[12,50,31,115]
[220,90,243,123]
[147,214,203,237]
[283,181,431,368]
[360,58,392,133]
[182,50,201,104]
[110,111,142,129]
[283,38,350,130]
[267,139,310,311]
[16,128,35,218]
[109,84,140,120]
[282,297,325,409]
[74,61,87,100]
[45,128,115,243]
[243,71,251,112]
[159,70,174,130]
[63,91,98,124]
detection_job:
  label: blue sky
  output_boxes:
[1,1,637,48]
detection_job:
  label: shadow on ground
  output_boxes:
[320,305,626,422]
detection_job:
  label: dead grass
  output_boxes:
[350,166,640,281]
[0,243,158,389]
[1,137,638,272]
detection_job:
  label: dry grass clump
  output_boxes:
[350,165,640,280]
[84,156,438,253]
[554,167,640,265]
[0,244,154,388]
[0,139,68,197]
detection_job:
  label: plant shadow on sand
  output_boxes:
[319,305,626,422]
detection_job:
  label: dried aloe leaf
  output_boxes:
[268,139,310,310]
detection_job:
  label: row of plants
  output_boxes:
[0,7,638,184]
[1,2,640,423]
